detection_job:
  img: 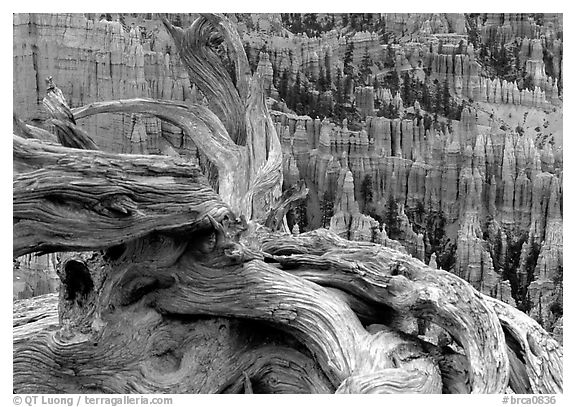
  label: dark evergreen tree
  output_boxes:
[377,18,389,44]
[421,82,431,111]
[303,13,319,37]
[479,43,489,60]
[521,74,534,91]
[388,103,399,119]
[401,72,414,107]
[272,62,279,89]
[360,174,374,210]
[442,80,451,116]
[376,102,399,120]
[433,80,443,115]
[320,190,335,228]
[423,113,433,130]
[291,13,302,33]
[343,75,355,103]
[384,195,401,239]
[173,14,182,28]
[297,200,308,232]
[318,69,327,93]
[309,92,320,118]
[457,39,466,55]
[384,45,396,68]
[335,69,343,103]
[513,40,522,71]
[288,72,302,111]
[344,41,355,76]
[279,69,289,101]
[323,14,335,31]
[360,46,372,85]
[350,14,359,30]
[342,14,349,27]
[384,70,400,95]
[494,41,511,78]
[324,53,332,89]
[466,14,480,48]
[333,69,345,122]
[317,93,332,118]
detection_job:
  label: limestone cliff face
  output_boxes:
[243,15,561,110]
[272,106,560,313]
[13,13,204,300]
[527,175,562,330]
[256,51,277,98]
[479,13,562,44]
[429,51,557,107]
[355,86,375,118]
[456,213,501,298]
[13,254,59,300]
[13,13,195,155]
[13,13,561,325]
[328,167,405,253]
[380,13,467,37]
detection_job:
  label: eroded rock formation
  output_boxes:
[13,12,562,333]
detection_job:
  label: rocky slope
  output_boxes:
[13,13,562,330]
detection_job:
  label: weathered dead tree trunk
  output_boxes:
[13,13,562,395]
[70,84,282,223]
[42,76,99,150]
[13,135,563,394]
[13,136,231,257]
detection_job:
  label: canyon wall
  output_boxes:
[271,105,560,314]
[13,13,199,156]
[13,13,562,329]
[13,254,59,300]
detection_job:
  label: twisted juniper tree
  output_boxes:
[13,13,562,394]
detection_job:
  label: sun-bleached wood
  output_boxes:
[13,12,562,395]
[13,136,231,257]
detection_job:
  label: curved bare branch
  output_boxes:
[72,98,241,171]
[153,256,443,393]
[258,229,510,393]
[482,295,563,394]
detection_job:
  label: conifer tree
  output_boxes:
[342,14,349,27]
[360,46,372,85]
[344,41,355,77]
[324,53,332,89]
[360,174,374,211]
[320,189,335,228]
[279,69,289,101]
[433,80,443,115]
[318,69,327,92]
[387,70,400,95]
[385,45,396,68]
[442,80,451,116]
[401,71,414,107]
[384,195,401,239]
[421,82,431,111]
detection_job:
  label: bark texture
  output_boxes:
[13,136,563,394]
